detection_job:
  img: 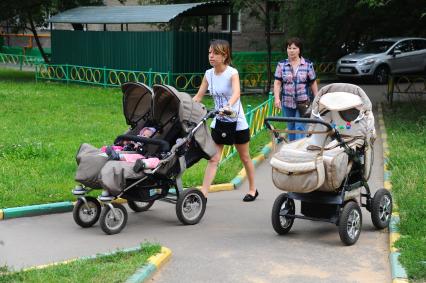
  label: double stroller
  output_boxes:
[72,82,216,235]
[265,83,393,245]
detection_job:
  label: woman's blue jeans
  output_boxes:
[282,106,306,141]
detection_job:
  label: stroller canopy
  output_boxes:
[311,83,376,141]
[121,82,153,128]
[152,84,216,158]
[319,92,363,111]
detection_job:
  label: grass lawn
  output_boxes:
[0,242,160,282]
[0,67,271,208]
[383,102,426,281]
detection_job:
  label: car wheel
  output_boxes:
[373,65,389,84]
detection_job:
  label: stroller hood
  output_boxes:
[121,82,153,128]
[311,83,376,141]
[152,84,216,159]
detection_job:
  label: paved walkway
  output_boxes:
[0,85,392,282]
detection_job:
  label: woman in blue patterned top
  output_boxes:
[273,37,318,141]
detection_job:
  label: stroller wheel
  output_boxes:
[271,193,295,235]
[371,189,392,229]
[73,197,101,228]
[338,201,362,246]
[176,189,206,225]
[127,200,155,212]
[99,203,128,235]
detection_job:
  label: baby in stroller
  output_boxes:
[102,126,160,168]
[72,82,217,235]
[265,83,392,245]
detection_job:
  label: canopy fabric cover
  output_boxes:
[311,83,376,141]
[48,1,229,24]
[319,91,363,111]
[152,84,216,159]
[121,82,153,128]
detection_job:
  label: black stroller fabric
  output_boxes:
[75,83,216,197]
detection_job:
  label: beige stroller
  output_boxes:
[265,83,392,245]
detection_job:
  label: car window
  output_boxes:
[394,40,414,53]
[358,41,396,53]
[412,39,426,51]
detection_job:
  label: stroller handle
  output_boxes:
[264,116,345,143]
[264,117,333,131]
[116,134,170,152]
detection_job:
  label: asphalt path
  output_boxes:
[0,84,393,282]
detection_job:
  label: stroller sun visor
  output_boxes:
[152,84,180,126]
[319,92,363,111]
[121,82,153,127]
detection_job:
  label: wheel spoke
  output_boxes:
[79,203,97,222]
[379,196,391,222]
[182,194,202,221]
[347,210,360,239]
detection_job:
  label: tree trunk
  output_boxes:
[27,12,50,63]
[264,0,272,95]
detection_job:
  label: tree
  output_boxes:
[286,0,426,61]
[0,0,114,63]
[232,0,287,94]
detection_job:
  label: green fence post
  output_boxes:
[103,66,107,88]
[268,91,273,116]
[35,64,38,83]
[247,104,254,135]
[167,71,171,85]
[65,64,69,85]
[19,55,23,71]
[148,68,153,87]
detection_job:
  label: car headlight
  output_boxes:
[359,58,375,65]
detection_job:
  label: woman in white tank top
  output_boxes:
[193,39,258,202]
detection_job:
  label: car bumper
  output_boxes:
[336,64,374,78]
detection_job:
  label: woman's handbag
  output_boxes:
[212,119,237,145]
[296,100,312,118]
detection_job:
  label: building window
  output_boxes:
[221,12,241,32]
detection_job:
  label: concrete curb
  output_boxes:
[17,245,171,282]
[126,246,172,283]
[0,201,74,220]
[0,142,274,221]
[378,103,409,283]
[229,142,273,189]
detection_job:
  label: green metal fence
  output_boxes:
[219,94,281,163]
[0,53,44,70]
[387,75,426,106]
[34,63,270,92]
[35,64,170,87]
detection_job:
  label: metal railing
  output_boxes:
[0,53,44,70]
[219,94,281,164]
[387,75,426,106]
[35,64,170,87]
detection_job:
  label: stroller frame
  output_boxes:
[72,82,218,235]
[265,116,393,245]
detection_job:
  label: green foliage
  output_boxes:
[287,0,426,61]
[0,243,161,282]
[383,101,426,280]
[0,68,269,208]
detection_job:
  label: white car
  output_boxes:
[336,37,426,83]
